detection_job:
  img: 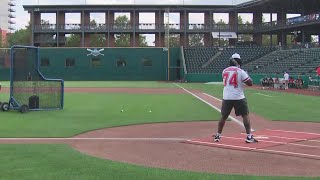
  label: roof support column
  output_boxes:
[229,11,238,46]
[155,10,164,47]
[180,10,188,47]
[106,11,114,47]
[81,11,90,47]
[253,11,262,46]
[57,11,65,47]
[33,11,41,46]
[277,31,287,47]
[277,10,286,26]
[130,11,139,47]
[204,11,212,46]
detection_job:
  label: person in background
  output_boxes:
[309,75,313,82]
[261,76,269,89]
[289,76,295,88]
[283,72,289,89]
[268,76,274,88]
[274,76,280,89]
[296,76,303,89]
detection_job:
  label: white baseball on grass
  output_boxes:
[149,110,152,112]
[121,110,124,112]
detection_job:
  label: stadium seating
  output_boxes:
[184,46,274,73]
[184,47,219,73]
[245,48,320,75]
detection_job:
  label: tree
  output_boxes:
[0,34,3,48]
[212,19,229,47]
[188,25,204,46]
[7,20,57,47]
[237,16,253,42]
[261,16,278,46]
[7,23,31,47]
[114,15,148,47]
[262,34,278,46]
[90,20,106,47]
[65,34,81,47]
[162,34,180,47]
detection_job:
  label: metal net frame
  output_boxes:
[9,45,64,111]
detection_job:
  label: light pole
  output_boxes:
[165,8,170,81]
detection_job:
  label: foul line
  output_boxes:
[0,137,187,141]
[173,83,245,129]
[255,93,273,97]
[202,93,222,102]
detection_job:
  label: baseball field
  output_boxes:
[0,81,319,179]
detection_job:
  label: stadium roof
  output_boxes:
[22,0,253,6]
[234,0,320,14]
[23,0,319,14]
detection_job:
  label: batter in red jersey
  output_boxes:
[213,53,258,143]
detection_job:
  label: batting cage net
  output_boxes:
[10,46,64,110]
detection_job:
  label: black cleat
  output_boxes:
[246,136,258,143]
[213,134,221,142]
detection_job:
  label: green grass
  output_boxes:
[64,81,178,88]
[0,144,316,180]
[0,81,319,179]
[180,83,320,122]
[0,93,218,137]
[0,81,178,88]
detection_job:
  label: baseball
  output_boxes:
[121,110,124,112]
[149,110,152,113]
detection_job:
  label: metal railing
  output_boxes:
[33,23,246,32]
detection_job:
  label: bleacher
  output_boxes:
[245,48,320,75]
[290,49,320,75]
[184,47,219,73]
[242,49,301,73]
[205,47,274,73]
[184,46,274,73]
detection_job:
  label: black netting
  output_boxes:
[0,48,10,68]
[11,47,63,110]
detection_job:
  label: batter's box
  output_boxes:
[182,129,320,159]
[183,135,280,151]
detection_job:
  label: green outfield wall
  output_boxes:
[0,47,181,81]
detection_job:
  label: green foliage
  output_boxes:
[164,34,180,47]
[188,25,204,47]
[114,15,148,47]
[139,35,148,47]
[65,34,81,47]
[262,34,278,46]
[0,34,3,48]
[7,23,31,47]
[212,19,229,47]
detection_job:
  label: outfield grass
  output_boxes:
[0,81,178,88]
[180,83,320,122]
[0,93,218,137]
[0,144,316,180]
[65,81,178,88]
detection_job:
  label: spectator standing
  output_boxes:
[283,72,289,90]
